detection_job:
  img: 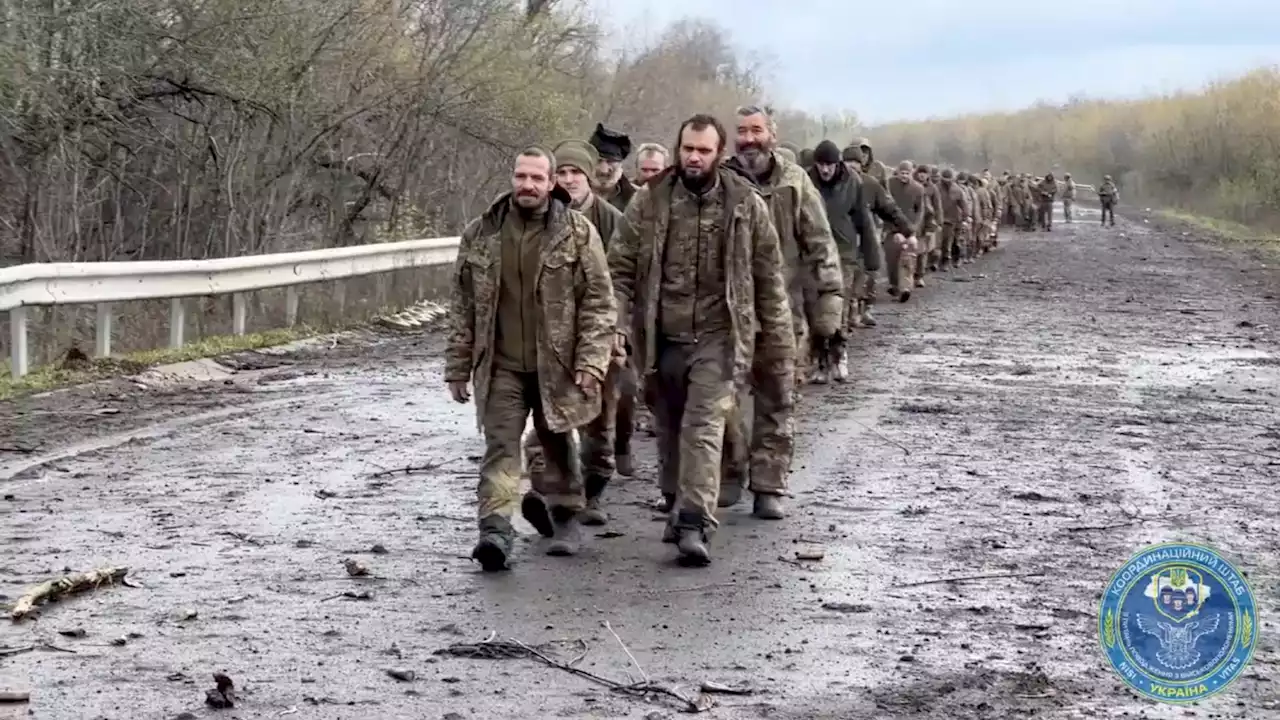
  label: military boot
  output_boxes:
[752,493,787,520]
[579,475,609,526]
[860,303,878,327]
[833,349,849,383]
[520,492,555,538]
[471,515,516,572]
[809,360,829,385]
[659,492,676,513]
[615,453,634,478]
[546,505,583,556]
[718,482,744,508]
[672,511,711,566]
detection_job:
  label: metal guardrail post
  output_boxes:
[9,307,28,379]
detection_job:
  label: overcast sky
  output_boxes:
[588,0,1280,124]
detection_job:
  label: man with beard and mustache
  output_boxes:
[806,139,875,384]
[608,113,795,565]
[886,161,926,300]
[521,139,628,529]
[446,146,617,570]
[590,123,637,212]
[634,143,669,185]
[721,104,843,521]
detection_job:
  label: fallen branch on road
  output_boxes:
[9,567,131,621]
[892,570,1045,589]
[435,633,714,712]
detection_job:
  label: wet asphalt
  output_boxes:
[1,206,1278,719]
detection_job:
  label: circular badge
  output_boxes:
[1098,542,1258,703]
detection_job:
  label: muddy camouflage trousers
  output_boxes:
[651,335,737,527]
[882,233,916,292]
[720,320,799,498]
[523,362,622,500]
[479,369,583,520]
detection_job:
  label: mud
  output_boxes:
[2,209,1278,719]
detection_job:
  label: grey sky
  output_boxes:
[588,0,1280,124]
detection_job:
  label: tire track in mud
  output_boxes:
[1,214,1278,719]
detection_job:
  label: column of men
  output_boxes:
[445,107,1068,570]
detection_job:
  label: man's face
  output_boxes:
[555,166,591,203]
[816,162,838,182]
[637,153,666,183]
[896,167,911,182]
[677,125,720,181]
[512,154,554,209]
[734,112,773,169]
[843,159,861,175]
[914,170,929,185]
[595,158,621,185]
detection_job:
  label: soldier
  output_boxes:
[590,123,637,212]
[936,168,971,270]
[608,113,796,565]
[855,137,890,189]
[446,146,617,571]
[519,140,628,528]
[1035,172,1058,231]
[1098,175,1119,226]
[841,145,882,326]
[807,139,875,384]
[912,164,940,287]
[634,143,669,185]
[1020,174,1038,231]
[845,146,916,310]
[955,172,976,263]
[1060,173,1076,222]
[721,104,843,520]
[974,176,996,255]
[886,160,926,299]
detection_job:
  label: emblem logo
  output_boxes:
[1099,542,1258,703]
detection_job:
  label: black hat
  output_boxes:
[589,122,632,162]
[813,140,841,165]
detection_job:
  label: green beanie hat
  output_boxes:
[551,139,597,176]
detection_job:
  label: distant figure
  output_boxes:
[1098,175,1119,226]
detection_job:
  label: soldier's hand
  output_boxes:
[575,371,600,393]
[448,381,470,404]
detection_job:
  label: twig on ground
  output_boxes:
[1065,521,1137,533]
[435,636,712,712]
[0,642,77,657]
[364,461,443,479]
[10,567,130,621]
[604,621,649,686]
[846,417,911,455]
[893,571,1045,589]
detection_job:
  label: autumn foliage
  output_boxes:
[865,67,1280,230]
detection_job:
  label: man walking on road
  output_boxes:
[608,113,796,565]
[721,104,843,520]
[1060,173,1076,222]
[521,139,628,528]
[1098,175,1119,226]
[445,146,616,571]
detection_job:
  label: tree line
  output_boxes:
[864,67,1280,231]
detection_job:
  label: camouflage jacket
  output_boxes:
[887,176,927,236]
[446,189,617,434]
[608,167,796,387]
[1098,180,1119,202]
[1061,181,1076,200]
[937,181,970,223]
[723,152,843,328]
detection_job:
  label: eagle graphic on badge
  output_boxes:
[1097,543,1259,704]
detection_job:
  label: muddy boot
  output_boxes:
[673,511,711,566]
[860,304,878,327]
[580,475,609,526]
[809,364,829,385]
[914,276,925,288]
[615,453,634,478]
[546,505,582,556]
[659,492,676,513]
[752,493,786,520]
[520,492,555,538]
[886,285,899,298]
[898,286,911,303]
[718,482,744,508]
[833,349,849,383]
[471,515,516,572]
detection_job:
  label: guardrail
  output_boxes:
[1,236,462,379]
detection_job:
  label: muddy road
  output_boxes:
[2,207,1278,720]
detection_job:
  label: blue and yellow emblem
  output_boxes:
[1099,542,1258,703]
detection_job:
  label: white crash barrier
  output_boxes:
[1,236,462,378]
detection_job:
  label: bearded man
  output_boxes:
[446,146,616,571]
[608,114,794,565]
